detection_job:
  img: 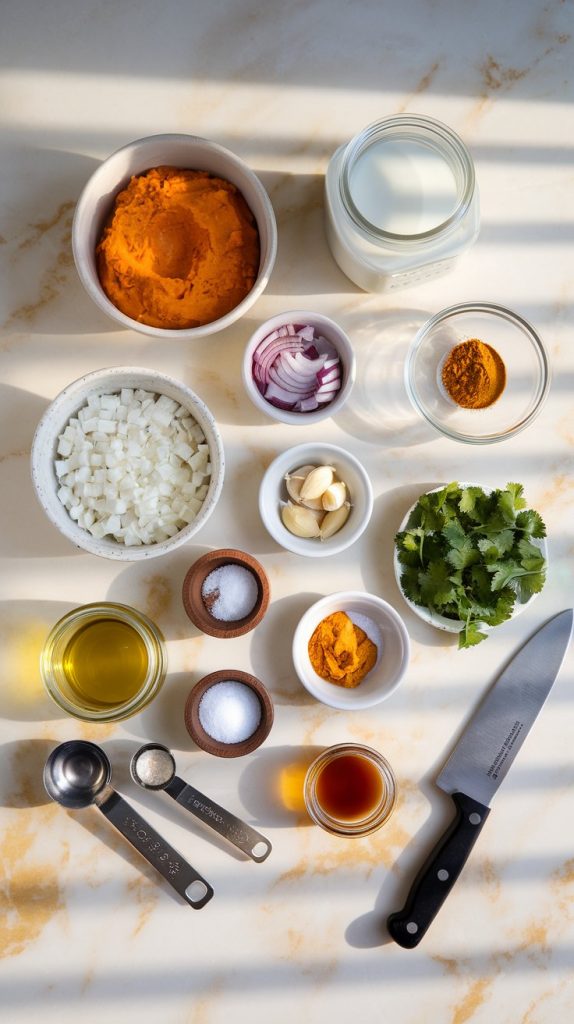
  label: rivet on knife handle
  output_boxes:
[387,792,490,948]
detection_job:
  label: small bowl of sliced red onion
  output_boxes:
[242,310,355,424]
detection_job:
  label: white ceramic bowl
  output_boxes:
[292,591,410,709]
[242,310,356,425]
[72,133,277,339]
[258,442,373,557]
[393,484,548,633]
[31,366,225,561]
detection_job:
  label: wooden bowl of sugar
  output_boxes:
[184,669,274,757]
[182,548,270,638]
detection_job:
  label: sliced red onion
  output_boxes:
[252,323,343,413]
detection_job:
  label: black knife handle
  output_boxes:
[387,792,490,948]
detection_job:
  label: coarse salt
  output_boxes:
[198,681,262,745]
[201,564,259,621]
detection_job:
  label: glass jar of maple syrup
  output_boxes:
[303,743,397,837]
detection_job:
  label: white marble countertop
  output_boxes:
[1,2,574,1021]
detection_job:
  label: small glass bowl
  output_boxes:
[405,302,550,444]
[41,602,167,722]
[304,743,397,837]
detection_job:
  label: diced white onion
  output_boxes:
[55,389,212,546]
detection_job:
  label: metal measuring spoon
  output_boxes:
[44,740,213,909]
[130,742,272,862]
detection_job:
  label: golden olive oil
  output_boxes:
[61,617,149,708]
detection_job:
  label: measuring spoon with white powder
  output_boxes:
[44,740,213,909]
[130,743,272,862]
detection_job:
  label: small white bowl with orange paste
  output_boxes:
[72,134,277,339]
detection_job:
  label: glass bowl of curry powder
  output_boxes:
[405,301,550,443]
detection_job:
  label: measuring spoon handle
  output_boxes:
[96,788,213,908]
[166,776,272,862]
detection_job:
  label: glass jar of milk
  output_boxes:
[324,114,479,292]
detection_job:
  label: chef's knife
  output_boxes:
[387,608,573,949]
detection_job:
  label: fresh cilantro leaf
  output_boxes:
[506,482,528,511]
[516,509,547,539]
[488,561,546,594]
[401,528,424,552]
[442,520,467,548]
[517,537,545,570]
[447,539,480,571]
[459,486,490,522]
[458,621,488,649]
[436,482,460,511]
[419,561,457,608]
[400,565,422,604]
[496,489,519,524]
[469,564,498,606]
[517,570,546,602]
[477,529,515,560]
[481,591,515,626]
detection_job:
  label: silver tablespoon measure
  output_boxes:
[131,742,271,862]
[44,740,213,909]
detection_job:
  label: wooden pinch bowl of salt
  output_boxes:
[184,670,274,758]
[182,548,270,638]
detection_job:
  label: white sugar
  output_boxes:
[198,681,262,744]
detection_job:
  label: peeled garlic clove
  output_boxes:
[299,465,334,502]
[321,481,347,511]
[320,503,350,540]
[285,465,319,505]
[281,502,322,538]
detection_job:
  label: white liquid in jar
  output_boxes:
[349,138,459,235]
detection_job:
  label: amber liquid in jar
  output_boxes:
[315,752,384,822]
[304,743,396,837]
[62,618,148,708]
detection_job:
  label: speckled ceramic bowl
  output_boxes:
[31,366,224,561]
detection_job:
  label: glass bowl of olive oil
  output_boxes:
[41,602,166,722]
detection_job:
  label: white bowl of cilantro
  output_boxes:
[394,482,548,649]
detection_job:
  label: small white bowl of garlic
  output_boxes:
[31,366,224,560]
[258,442,373,557]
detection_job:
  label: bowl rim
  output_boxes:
[404,300,551,444]
[184,670,274,757]
[181,548,270,638]
[292,590,411,709]
[258,441,373,557]
[72,132,278,339]
[242,308,356,425]
[30,365,225,561]
[393,482,548,632]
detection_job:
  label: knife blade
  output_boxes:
[387,608,573,949]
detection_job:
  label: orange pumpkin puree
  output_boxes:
[96,166,260,329]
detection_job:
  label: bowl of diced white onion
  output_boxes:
[31,367,224,560]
